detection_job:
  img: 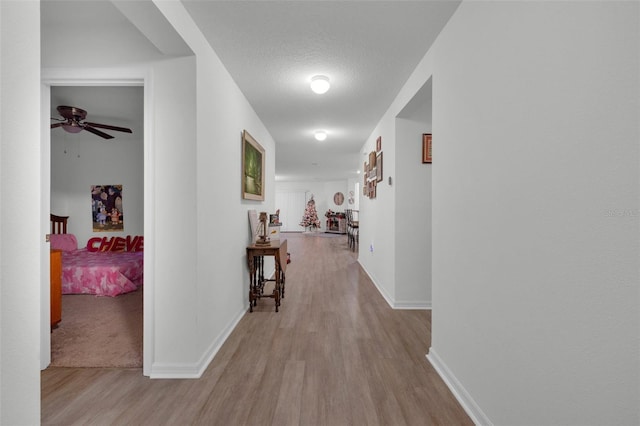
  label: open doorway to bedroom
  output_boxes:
[48,85,144,368]
[394,76,433,308]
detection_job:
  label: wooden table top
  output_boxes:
[247,238,287,250]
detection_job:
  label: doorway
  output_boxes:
[42,70,154,376]
[49,85,144,368]
[393,77,433,308]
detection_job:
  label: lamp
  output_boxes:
[310,75,330,94]
[255,211,271,246]
[314,130,327,141]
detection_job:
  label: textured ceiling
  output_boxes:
[182,1,460,181]
[41,0,461,182]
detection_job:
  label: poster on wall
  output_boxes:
[91,185,124,232]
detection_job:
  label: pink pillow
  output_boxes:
[50,234,78,252]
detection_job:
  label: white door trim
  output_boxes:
[42,66,155,376]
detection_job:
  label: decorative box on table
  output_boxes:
[268,224,281,240]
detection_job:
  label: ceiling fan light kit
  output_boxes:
[310,75,330,94]
[62,122,83,133]
[50,105,133,140]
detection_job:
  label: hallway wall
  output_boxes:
[357,44,436,308]
[153,1,277,376]
[360,1,638,424]
[40,0,277,378]
[429,2,639,424]
[394,80,432,308]
[0,2,41,423]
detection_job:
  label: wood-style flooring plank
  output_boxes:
[272,360,305,426]
[42,232,472,426]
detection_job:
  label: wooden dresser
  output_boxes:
[50,249,62,328]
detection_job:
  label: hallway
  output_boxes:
[42,232,471,425]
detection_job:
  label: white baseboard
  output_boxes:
[358,261,394,306]
[394,300,431,310]
[148,363,201,379]
[426,348,493,426]
[358,261,431,310]
[149,305,246,379]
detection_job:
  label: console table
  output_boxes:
[325,212,347,234]
[246,239,287,312]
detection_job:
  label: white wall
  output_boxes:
[41,1,170,68]
[153,1,277,376]
[358,58,436,309]
[358,1,639,424]
[0,1,41,423]
[346,177,360,211]
[50,86,144,246]
[394,81,432,308]
[275,191,306,232]
[324,180,350,214]
[275,180,350,231]
[357,125,396,304]
[41,4,203,377]
[39,0,279,380]
[150,55,200,370]
[428,2,639,425]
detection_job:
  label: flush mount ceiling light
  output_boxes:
[310,75,330,94]
[314,130,327,141]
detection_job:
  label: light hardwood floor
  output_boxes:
[41,232,472,425]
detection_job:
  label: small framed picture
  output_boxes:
[376,136,382,152]
[422,133,432,164]
[376,152,383,182]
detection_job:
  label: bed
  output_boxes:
[50,214,143,297]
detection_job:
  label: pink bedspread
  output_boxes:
[61,250,143,297]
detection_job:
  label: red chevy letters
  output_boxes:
[87,236,144,252]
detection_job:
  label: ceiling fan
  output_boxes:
[50,105,133,139]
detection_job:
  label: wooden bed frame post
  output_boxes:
[50,214,69,235]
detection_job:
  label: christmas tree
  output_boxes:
[299,196,322,231]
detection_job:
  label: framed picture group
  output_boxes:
[364,137,383,199]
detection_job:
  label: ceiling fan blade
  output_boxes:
[85,122,132,134]
[51,123,64,129]
[83,125,114,139]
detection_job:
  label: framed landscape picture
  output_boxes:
[242,130,265,201]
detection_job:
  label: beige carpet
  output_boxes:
[50,289,143,368]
